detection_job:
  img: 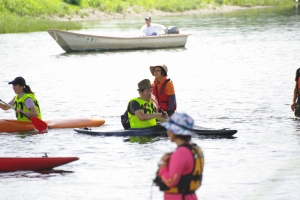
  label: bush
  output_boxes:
[63,0,81,6]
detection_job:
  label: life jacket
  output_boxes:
[127,98,157,128]
[297,69,300,96]
[13,93,42,121]
[152,78,176,111]
[154,143,204,196]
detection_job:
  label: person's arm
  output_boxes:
[151,24,166,35]
[16,98,38,117]
[135,109,166,121]
[158,147,192,188]
[291,82,298,111]
[130,100,167,121]
[0,99,14,111]
[0,103,10,111]
[165,81,176,114]
[140,25,146,36]
[156,23,166,30]
[168,94,176,111]
[291,69,299,111]
[155,113,168,122]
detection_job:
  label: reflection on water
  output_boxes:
[0,170,74,179]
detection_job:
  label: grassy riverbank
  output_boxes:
[0,0,296,33]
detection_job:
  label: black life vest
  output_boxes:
[154,143,204,195]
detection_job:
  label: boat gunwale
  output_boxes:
[47,29,190,40]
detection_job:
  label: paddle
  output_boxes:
[151,93,167,117]
[0,99,48,133]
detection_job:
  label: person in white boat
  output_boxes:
[140,16,166,36]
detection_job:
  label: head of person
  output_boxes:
[161,113,194,143]
[150,64,168,79]
[137,79,152,101]
[145,16,151,26]
[8,76,34,95]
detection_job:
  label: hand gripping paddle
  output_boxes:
[0,99,48,133]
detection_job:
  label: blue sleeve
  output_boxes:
[168,94,176,111]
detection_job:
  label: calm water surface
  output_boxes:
[0,6,300,200]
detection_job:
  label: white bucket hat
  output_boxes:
[161,113,195,136]
[150,64,168,76]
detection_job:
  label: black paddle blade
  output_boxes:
[30,117,48,133]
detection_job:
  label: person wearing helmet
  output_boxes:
[153,113,204,200]
[150,64,177,116]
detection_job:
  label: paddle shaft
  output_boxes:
[0,99,31,119]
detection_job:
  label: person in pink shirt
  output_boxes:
[154,113,204,200]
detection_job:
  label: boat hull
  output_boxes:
[47,29,189,52]
[0,157,79,172]
[73,125,237,137]
[0,118,105,133]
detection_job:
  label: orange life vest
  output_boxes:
[152,78,176,111]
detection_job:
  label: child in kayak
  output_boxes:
[124,79,168,129]
[0,76,42,121]
[150,64,177,116]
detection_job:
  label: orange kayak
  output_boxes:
[0,118,105,133]
[0,157,79,172]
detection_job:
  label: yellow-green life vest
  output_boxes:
[14,93,42,121]
[128,98,157,128]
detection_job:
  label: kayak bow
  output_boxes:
[0,157,79,172]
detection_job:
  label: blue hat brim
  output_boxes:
[161,121,194,136]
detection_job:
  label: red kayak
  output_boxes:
[0,157,79,172]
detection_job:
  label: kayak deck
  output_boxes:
[74,125,237,137]
[0,157,79,172]
[0,118,105,133]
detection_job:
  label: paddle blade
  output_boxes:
[30,117,48,133]
[151,93,160,111]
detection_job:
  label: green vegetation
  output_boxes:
[0,0,296,33]
[129,136,156,144]
[0,12,81,33]
[220,0,294,7]
[0,0,82,33]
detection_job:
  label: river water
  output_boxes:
[0,6,300,200]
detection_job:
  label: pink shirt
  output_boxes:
[159,146,198,200]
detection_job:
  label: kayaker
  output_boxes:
[150,64,177,116]
[140,16,166,36]
[153,113,204,200]
[0,76,42,121]
[126,79,168,128]
[291,68,300,117]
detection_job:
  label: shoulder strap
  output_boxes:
[160,79,171,95]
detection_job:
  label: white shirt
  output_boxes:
[140,23,166,36]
